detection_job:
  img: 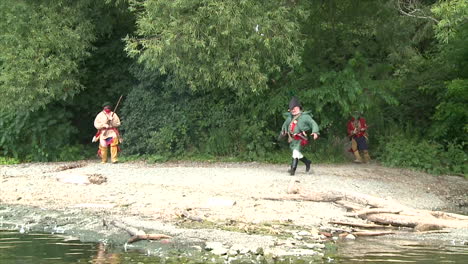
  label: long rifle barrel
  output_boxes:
[112,95,123,116]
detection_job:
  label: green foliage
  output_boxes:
[368,0,467,148]
[70,1,136,144]
[0,0,465,179]
[311,136,350,164]
[292,0,402,135]
[0,156,20,165]
[0,106,85,161]
[120,72,190,156]
[125,0,309,95]
[432,0,468,43]
[0,0,97,111]
[427,18,468,144]
[0,0,136,162]
[431,79,468,143]
[120,68,275,159]
[378,134,467,176]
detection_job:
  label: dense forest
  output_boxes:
[0,0,466,176]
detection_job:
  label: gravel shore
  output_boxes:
[1,160,467,258]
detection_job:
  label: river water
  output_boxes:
[1,230,467,263]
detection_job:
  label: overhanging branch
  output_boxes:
[396,0,439,23]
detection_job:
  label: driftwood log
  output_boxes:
[110,220,172,244]
[261,179,468,233]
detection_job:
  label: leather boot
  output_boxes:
[300,157,311,172]
[288,158,299,176]
[353,150,362,163]
[99,146,108,164]
[111,145,119,163]
[363,151,371,163]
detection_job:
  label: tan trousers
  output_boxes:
[99,138,119,163]
[351,138,371,163]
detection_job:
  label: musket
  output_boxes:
[111,95,123,118]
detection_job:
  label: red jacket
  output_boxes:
[347,117,368,138]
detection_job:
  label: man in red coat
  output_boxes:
[347,112,371,163]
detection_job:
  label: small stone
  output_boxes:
[205,241,224,250]
[338,232,349,239]
[239,247,250,254]
[319,231,332,237]
[228,248,238,256]
[305,243,326,249]
[345,234,356,240]
[211,247,228,255]
[229,244,243,252]
[287,249,318,256]
[309,227,320,234]
[191,245,202,251]
[298,231,311,236]
[253,247,264,255]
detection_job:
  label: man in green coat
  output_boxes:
[281,96,320,175]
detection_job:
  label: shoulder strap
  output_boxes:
[287,113,302,142]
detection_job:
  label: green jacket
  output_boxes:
[281,111,319,151]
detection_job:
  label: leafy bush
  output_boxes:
[120,69,280,160]
[379,134,467,176]
[0,106,83,162]
[311,136,350,164]
[119,74,192,157]
[431,79,468,144]
[0,156,20,165]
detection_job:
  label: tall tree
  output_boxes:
[292,0,409,132]
[0,0,97,111]
[125,0,309,96]
[428,0,468,143]
[0,0,137,160]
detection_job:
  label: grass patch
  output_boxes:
[0,156,20,165]
[176,219,305,238]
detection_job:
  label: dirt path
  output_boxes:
[1,161,467,257]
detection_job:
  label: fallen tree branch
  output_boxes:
[354,208,403,218]
[329,221,394,229]
[261,180,468,231]
[261,193,341,203]
[110,220,172,244]
[127,234,173,243]
[365,212,468,229]
[335,200,365,211]
[351,231,396,237]
[429,211,468,221]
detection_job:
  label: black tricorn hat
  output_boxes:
[288,96,302,110]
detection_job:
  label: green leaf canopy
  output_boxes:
[125,0,309,95]
[0,0,96,111]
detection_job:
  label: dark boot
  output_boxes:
[288,158,299,176]
[300,157,311,172]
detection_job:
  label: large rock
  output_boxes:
[205,241,228,255]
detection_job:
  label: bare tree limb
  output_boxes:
[396,0,439,23]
